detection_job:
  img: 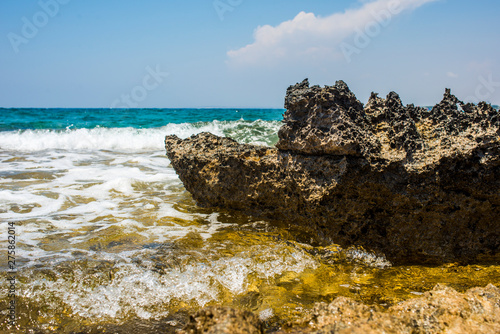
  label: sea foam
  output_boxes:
[0,120,280,152]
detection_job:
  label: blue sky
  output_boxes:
[0,0,499,108]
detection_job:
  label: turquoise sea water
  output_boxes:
[0,108,284,131]
[0,108,292,332]
[0,108,285,152]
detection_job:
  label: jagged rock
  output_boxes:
[165,79,500,264]
[277,79,376,156]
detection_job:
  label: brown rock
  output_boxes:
[165,79,500,264]
[277,79,375,156]
[179,306,263,334]
[180,285,500,334]
[391,284,500,334]
[280,284,500,334]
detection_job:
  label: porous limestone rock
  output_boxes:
[165,79,500,264]
[280,284,500,334]
[179,285,500,334]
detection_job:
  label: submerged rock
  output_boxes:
[281,284,500,334]
[179,285,500,334]
[165,79,500,264]
[180,306,263,334]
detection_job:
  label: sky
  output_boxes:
[0,0,499,108]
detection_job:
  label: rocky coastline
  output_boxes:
[165,79,499,265]
[165,79,500,333]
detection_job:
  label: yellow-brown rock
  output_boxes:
[165,79,500,264]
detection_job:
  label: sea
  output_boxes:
[1,108,499,333]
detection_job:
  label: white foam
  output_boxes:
[259,308,274,321]
[0,127,165,152]
[0,120,280,153]
[0,119,321,323]
[0,147,209,266]
[212,257,253,294]
[19,240,318,321]
[0,190,66,219]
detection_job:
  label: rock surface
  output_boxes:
[179,306,263,334]
[178,285,500,334]
[165,79,500,264]
[279,284,500,334]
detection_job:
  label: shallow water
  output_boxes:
[0,110,499,333]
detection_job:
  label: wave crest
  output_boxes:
[0,120,281,152]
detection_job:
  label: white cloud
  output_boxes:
[227,0,438,66]
[447,71,459,78]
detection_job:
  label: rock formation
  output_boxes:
[165,79,500,264]
[179,284,500,334]
[280,284,500,334]
[180,307,263,334]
